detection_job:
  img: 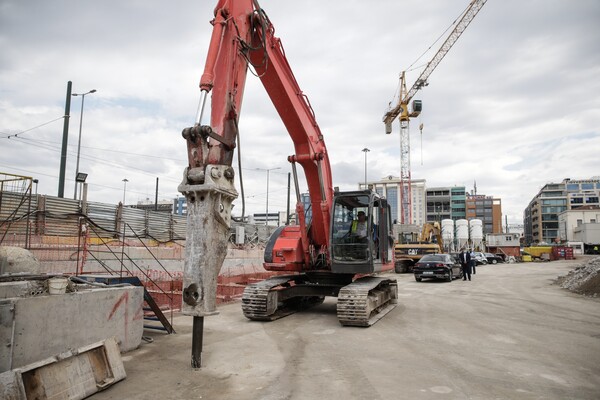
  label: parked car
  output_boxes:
[484,252,504,264]
[413,253,463,282]
[471,252,488,265]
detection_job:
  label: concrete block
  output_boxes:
[0,282,32,299]
[1,285,143,372]
[0,337,126,400]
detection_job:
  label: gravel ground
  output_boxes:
[92,257,600,400]
[556,256,600,297]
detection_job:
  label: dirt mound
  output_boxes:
[557,256,600,297]
[0,246,41,274]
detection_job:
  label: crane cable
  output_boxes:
[406,2,472,72]
[389,2,473,106]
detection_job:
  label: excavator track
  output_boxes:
[337,276,398,327]
[242,274,397,326]
[241,275,325,321]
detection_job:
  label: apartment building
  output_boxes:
[366,176,426,226]
[523,177,600,245]
[425,186,467,223]
[466,194,503,234]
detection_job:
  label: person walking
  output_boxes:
[470,249,477,274]
[459,249,472,281]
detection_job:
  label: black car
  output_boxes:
[413,254,463,282]
[483,252,504,264]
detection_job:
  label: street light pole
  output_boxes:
[122,178,129,205]
[259,167,281,226]
[72,89,97,199]
[362,148,370,188]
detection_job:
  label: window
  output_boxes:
[542,191,564,197]
[543,199,567,206]
[331,194,370,262]
[577,219,583,226]
[387,187,398,224]
[567,183,580,191]
[541,206,565,214]
[581,183,594,190]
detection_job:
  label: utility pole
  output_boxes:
[58,81,72,198]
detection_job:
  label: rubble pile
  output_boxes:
[557,256,600,296]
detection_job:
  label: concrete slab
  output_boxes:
[1,285,143,372]
[92,258,600,400]
[0,337,126,400]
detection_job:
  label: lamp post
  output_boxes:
[362,148,370,188]
[75,172,88,201]
[257,167,281,226]
[72,89,96,199]
[122,178,129,205]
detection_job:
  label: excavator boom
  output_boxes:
[180,1,398,367]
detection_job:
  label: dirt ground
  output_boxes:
[92,256,600,400]
[556,255,600,296]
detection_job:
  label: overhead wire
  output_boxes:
[0,116,65,139]
[8,136,181,184]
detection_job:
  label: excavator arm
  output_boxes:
[420,222,443,253]
[180,0,335,316]
[178,0,337,366]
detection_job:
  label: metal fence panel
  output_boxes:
[122,207,147,237]
[87,202,117,237]
[148,211,172,242]
[172,214,187,240]
[0,191,35,236]
[43,196,81,236]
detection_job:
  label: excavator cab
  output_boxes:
[330,190,394,274]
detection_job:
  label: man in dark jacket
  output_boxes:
[459,249,472,281]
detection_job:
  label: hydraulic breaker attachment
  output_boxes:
[178,164,238,317]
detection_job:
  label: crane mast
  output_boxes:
[383,0,488,225]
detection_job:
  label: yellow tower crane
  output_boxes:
[383,0,488,225]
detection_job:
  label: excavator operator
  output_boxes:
[350,211,368,243]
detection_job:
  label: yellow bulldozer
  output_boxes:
[394,222,444,273]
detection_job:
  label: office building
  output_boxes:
[524,177,600,245]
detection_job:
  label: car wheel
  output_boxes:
[446,271,453,282]
[415,276,422,282]
[491,259,497,264]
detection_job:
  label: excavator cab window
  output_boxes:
[331,194,370,263]
[330,191,393,274]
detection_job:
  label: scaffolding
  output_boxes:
[0,172,34,248]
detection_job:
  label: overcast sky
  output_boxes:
[1,0,598,225]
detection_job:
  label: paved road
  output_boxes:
[94,257,600,400]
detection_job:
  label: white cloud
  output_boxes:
[1,0,599,225]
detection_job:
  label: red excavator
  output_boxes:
[179,1,397,362]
